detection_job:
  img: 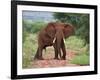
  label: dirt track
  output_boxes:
[31,47,79,68]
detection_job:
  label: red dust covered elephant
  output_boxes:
[34,22,75,60]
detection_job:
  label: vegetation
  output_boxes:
[65,36,85,51]
[70,53,89,65]
[65,36,89,65]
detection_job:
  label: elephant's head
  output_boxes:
[45,22,75,39]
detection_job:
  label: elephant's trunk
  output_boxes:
[55,29,64,58]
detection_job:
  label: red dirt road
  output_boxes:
[31,48,79,68]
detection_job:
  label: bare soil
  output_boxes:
[31,47,79,68]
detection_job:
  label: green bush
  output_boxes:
[23,20,47,33]
[70,53,89,65]
[22,33,38,68]
[65,36,89,66]
[31,21,47,33]
[65,36,85,51]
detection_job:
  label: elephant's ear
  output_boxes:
[45,22,56,38]
[63,23,75,38]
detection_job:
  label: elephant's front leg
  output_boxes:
[61,39,66,60]
[53,43,59,60]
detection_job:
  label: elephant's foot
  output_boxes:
[54,57,59,60]
[61,56,66,60]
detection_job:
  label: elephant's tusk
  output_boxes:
[63,38,67,48]
[53,37,56,43]
[63,38,66,44]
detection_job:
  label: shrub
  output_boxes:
[31,21,47,33]
[70,53,89,65]
[22,33,38,68]
[65,36,85,51]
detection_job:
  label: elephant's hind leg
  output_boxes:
[34,48,39,60]
[34,48,44,60]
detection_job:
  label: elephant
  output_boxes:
[34,22,75,60]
